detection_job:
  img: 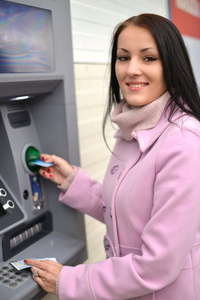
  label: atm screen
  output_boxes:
[0,1,55,73]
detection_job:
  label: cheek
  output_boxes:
[157,66,166,86]
[115,63,125,83]
[159,72,167,89]
[151,67,166,88]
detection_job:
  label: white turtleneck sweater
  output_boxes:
[111,91,171,141]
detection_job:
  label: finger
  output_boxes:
[31,267,57,294]
[40,154,51,161]
[32,266,46,279]
[40,154,55,164]
[24,259,44,268]
[39,169,53,179]
[35,278,56,294]
[25,259,56,270]
[32,275,51,293]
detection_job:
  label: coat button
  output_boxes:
[104,237,110,251]
[102,201,106,212]
[111,165,119,174]
[104,244,110,251]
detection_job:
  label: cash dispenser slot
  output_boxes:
[2,212,52,261]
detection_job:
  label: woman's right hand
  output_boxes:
[39,154,74,186]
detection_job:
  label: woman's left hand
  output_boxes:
[24,259,63,294]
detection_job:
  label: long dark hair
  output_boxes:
[103,13,200,139]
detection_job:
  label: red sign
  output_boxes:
[170,0,200,39]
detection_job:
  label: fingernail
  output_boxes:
[24,260,27,263]
[42,171,46,176]
[49,174,53,178]
[47,168,52,173]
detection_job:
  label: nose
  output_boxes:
[127,58,142,77]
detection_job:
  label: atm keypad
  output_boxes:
[0,264,31,290]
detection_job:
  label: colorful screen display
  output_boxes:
[0,1,55,73]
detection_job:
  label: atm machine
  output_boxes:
[0,0,87,299]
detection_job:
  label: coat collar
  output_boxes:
[114,105,196,153]
[131,110,172,152]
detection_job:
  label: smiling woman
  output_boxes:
[25,13,200,300]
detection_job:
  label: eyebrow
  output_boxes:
[117,47,158,53]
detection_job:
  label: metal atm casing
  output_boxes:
[0,1,87,299]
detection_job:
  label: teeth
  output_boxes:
[129,83,146,88]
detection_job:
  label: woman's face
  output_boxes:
[115,25,167,106]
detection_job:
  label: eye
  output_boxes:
[117,56,130,62]
[144,56,157,62]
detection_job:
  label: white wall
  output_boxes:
[70,0,169,63]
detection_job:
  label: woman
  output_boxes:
[25,14,200,299]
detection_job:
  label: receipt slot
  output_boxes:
[0,1,87,299]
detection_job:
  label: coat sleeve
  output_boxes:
[59,168,105,223]
[58,125,200,300]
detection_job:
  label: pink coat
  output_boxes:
[58,106,200,300]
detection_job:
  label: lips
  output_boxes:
[126,82,148,90]
[129,83,147,88]
[127,81,148,87]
